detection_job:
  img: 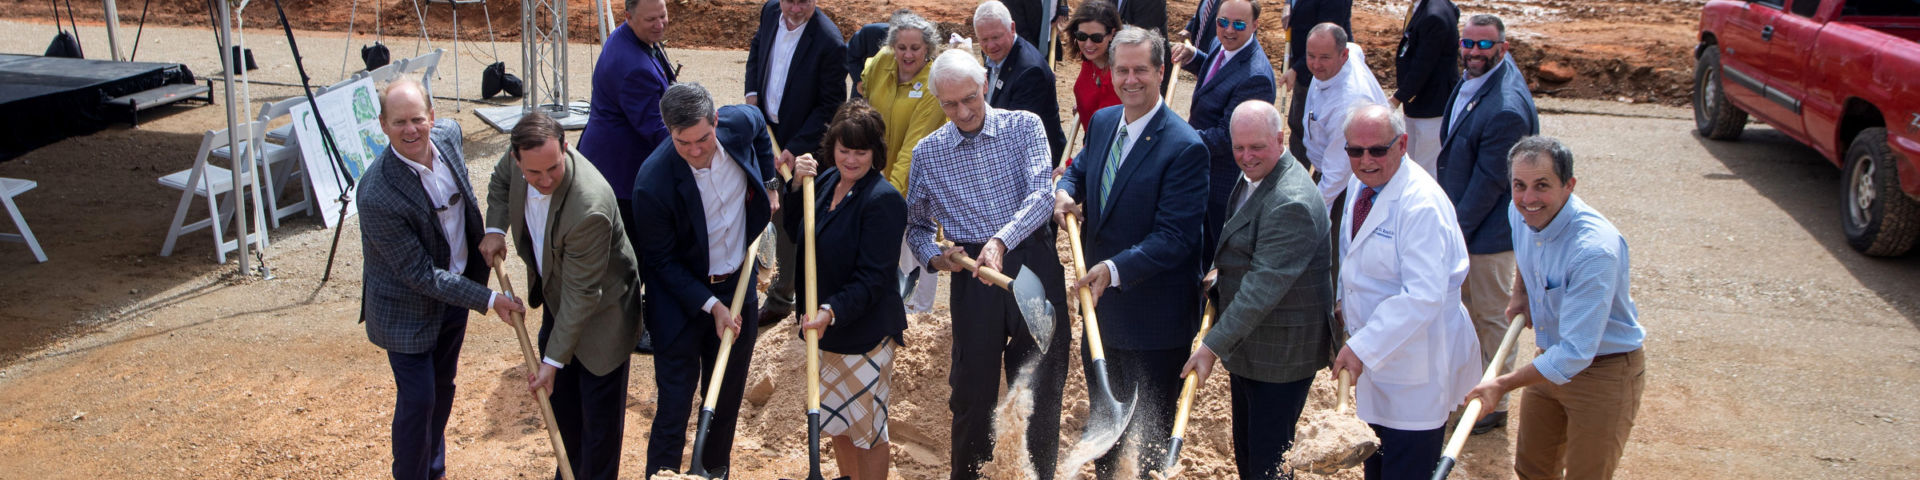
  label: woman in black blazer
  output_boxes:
[782,99,908,480]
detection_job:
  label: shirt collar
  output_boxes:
[966,105,1007,139]
[395,143,443,176]
[781,14,809,33]
[1121,101,1162,139]
[1533,193,1587,241]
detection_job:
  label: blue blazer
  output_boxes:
[1182,39,1276,260]
[989,37,1068,162]
[629,105,778,346]
[1437,56,1538,254]
[579,23,673,199]
[744,2,847,157]
[1058,104,1209,350]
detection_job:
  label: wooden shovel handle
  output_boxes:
[950,252,1016,289]
[491,267,577,480]
[1440,315,1529,458]
[700,232,769,412]
[1169,299,1216,439]
[1062,215,1110,360]
[802,173,821,412]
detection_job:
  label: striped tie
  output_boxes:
[1102,128,1129,211]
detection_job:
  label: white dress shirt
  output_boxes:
[760,16,808,125]
[1303,43,1389,211]
[525,187,552,273]
[1233,176,1263,214]
[695,147,750,313]
[398,145,500,314]
[1100,102,1162,287]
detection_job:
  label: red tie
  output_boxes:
[1351,186,1378,238]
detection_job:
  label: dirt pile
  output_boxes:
[982,362,1041,479]
[1286,371,1381,476]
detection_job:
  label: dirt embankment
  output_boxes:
[3,0,1701,105]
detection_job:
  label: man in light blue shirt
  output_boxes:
[1465,136,1646,480]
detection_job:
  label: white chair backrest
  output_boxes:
[257,96,308,123]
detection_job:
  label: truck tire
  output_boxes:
[1694,49,1748,140]
[1841,127,1920,256]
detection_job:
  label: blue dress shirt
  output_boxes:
[1511,194,1647,384]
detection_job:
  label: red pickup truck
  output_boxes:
[1694,0,1920,256]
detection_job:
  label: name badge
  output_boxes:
[1373,228,1395,239]
[994,79,1005,90]
[908,89,924,98]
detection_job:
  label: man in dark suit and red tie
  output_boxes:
[1053,26,1209,478]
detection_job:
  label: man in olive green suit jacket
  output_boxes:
[480,112,642,480]
[1183,101,1335,477]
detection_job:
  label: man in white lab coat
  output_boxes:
[1301,22,1388,216]
[1331,103,1483,479]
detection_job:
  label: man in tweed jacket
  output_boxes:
[1183,101,1334,477]
[358,78,522,480]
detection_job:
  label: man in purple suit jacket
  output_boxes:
[580,0,677,257]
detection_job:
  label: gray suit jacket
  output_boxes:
[1207,152,1336,384]
[358,119,493,354]
[485,145,643,376]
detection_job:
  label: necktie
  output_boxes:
[1205,50,1227,88]
[1101,128,1129,211]
[1231,178,1250,215]
[987,65,1000,103]
[1351,186,1378,238]
[650,44,677,83]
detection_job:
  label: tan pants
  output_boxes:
[1462,251,1517,410]
[1516,349,1646,480]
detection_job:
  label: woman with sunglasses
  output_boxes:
[1067,1,1124,132]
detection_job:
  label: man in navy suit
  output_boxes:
[744,0,848,325]
[581,0,676,306]
[1052,26,1208,477]
[1435,13,1538,436]
[358,78,523,480]
[1168,0,1274,267]
[629,83,780,477]
[1392,0,1459,174]
[976,1,1069,162]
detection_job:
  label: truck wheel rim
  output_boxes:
[1850,154,1877,226]
[1704,66,1720,112]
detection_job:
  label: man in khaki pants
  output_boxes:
[1465,136,1647,479]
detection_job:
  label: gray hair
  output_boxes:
[1106,25,1166,69]
[660,82,716,131]
[886,10,941,53]
[974,1,1014,30]
[1340,102,1407,140]
[926,49,987,97]
[1309,22,1350,46]
[1468,14,1507,42]
[1508,136,1574,183]
[1231,100,1284,137]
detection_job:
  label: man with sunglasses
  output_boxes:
[1168,0,1275,268]
[1391,0,1459,174]
[1332,102,1483,480]
[1302,23,1387,215]
[1435,13,1539,436]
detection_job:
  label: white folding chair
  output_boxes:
[160,121,270,263]
[239,96,316,227]
[0,177,47,263]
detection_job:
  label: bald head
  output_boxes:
[380,78,433,121]
[1230,100,1286,182]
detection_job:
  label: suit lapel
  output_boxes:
[539,151,580,280]
[380,149,432,214]
[1345,162,1410,257]
[1098,106,1166,226]
[1443,60,1508,147]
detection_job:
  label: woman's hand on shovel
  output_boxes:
[802,307,834,332]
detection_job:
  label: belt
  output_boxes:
[707,271,735,285]
[1593,349,1639,362]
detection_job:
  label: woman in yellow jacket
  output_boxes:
[859,10,947,197]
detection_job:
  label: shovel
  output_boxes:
[1056,214,1138,473]
[1431,315,1528,480]
[1155,297,1216,478]
[490,264,577,480]
[781,164,847,480]
[948,252,1057,354]
[686,232,770,479]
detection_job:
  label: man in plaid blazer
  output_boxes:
[357,78,522,480]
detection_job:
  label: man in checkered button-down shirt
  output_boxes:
[906,50,1073,479]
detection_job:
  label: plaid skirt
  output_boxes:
[819,341,895,448]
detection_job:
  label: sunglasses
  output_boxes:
[1216,18,1248,31]
[1461,39,1503,50]
[1344,137,1402,158]
[1071,31,1108,42]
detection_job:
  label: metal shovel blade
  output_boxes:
[1009,265,1056,352]
[1058,359,1138,475]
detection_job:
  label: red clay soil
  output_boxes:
[2,0,1702,105]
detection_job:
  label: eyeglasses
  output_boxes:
[1071,31,1107,42]
[1216,18,1248,31]
[1461,39,1503,50]
[1344,137,1401,158]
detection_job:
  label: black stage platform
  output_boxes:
[0,54,201,161]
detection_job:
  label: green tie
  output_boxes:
[1102,128,1128,211]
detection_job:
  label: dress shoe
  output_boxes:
[1470,410,1508,435]
[633,330,655,355]
[757,307,791,328]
